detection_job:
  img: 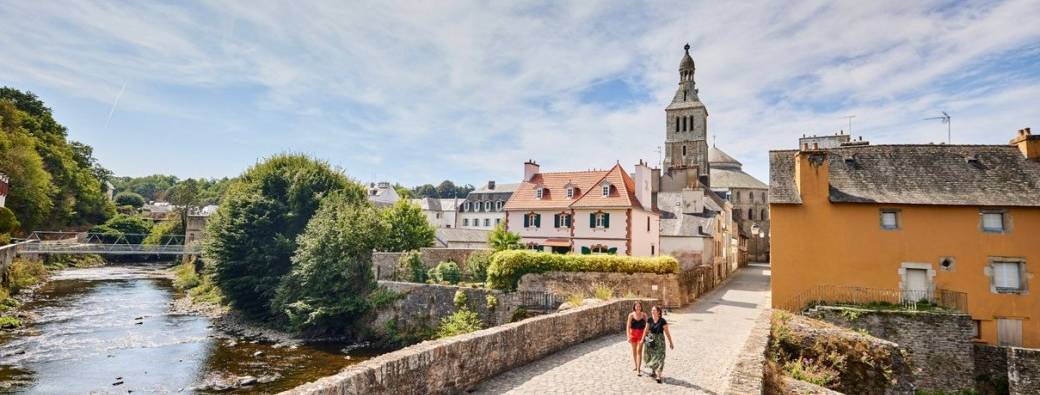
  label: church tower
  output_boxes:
[663,44,709,179]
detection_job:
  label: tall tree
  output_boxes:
[379,200,436,252]
[0,100,55,231]
[203,154,366,320]
[167,178,200,234]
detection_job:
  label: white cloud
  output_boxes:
[0,0,1037,185]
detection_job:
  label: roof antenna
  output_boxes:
[924,111,952,144]
[841,115,856,134]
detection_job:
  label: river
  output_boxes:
[0,265,378,394]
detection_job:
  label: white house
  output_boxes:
[503,160,659,256]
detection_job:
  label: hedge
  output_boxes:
[486,250,679,291]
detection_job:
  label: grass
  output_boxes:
[170,258,224,305]
[0,258,51,330]
[593,284,614,300]
[0,316,21,329]
[172,259,201,290]
[566,292,585,307]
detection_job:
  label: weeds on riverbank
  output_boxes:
[173,258,224,306]
[0,258,49,327]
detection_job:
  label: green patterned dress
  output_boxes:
[643,317,667,371]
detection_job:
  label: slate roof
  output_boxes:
[708,146,742,167]
[473,183,520,193]
[411,198,458,212]
[434,228,490,247]
[711,167,769,190]
[657,192,715,238]
[770,145,1040,206]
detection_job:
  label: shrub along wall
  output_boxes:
[518,271,687,307]
[283,298,657,395]
[487,250,678,291]
[371,248,484,280]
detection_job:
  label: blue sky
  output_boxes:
[2,1,1039,186]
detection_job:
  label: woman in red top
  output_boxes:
[626,301,648,376]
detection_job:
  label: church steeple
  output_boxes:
[673,43,699,103]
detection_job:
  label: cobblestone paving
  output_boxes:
[473,264,771,395]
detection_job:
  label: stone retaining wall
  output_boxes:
[283,297,656,395]
[975,344,1040,394]
[519,271,688,307]
[808,307,975,392]
[372,281,520,341]
[372,248,485,281]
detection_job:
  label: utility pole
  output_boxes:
[655,146,663,169]
[924,111,952,144]
[841,115,856,134]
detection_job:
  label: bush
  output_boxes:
[0,233,10,246]
[488,224,521,251]
[9,258,48,294]
[465,250,492,283]
[566,292,586,307]
[173,259,201,290]
[486,250,679,290]
[429,261,462,285]
[0,207,18,234]
[509,307,529,323]
[453,289,468,309]
[435,309,483,339]
[272,193,386,333]
[0,316,21,329]
[485,294,498,311]
[113,192,146,208]
[90,214,153,243]
[379,200,435,252]
[203,154,365,320]
[143,214,184,245]
[593,284,613,300]
[397,251,427,283]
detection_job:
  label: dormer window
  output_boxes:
[535,188,544,199]
[463,202,470,211]
[601,184,611,197]
[484,201,492,211]
[566,188,574,198]
[495,201,503,211]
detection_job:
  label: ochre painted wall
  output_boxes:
[771,189,1040,347]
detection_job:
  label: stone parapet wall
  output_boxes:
[974,343,1009,392]
[807,307,975,392]
[976,344,1040,394]
[1009,347,1040,394]
[372,248,485,280]
[282,298,656,395]
[518,271,686,307]
[725,308,771,395]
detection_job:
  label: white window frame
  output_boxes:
[566,188,574,198]
[463,218,469,226]
[484,201,492,211]
[601,184,610,197]
[535,188,544,199]
[495,201,503,211]
[595,213,607,228]
[463,202,470,211]
[484,218,490,227]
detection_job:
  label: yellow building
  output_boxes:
[769,128,1040,347]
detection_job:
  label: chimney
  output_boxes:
[794,148,829,202]
[1010,127,1039,161]
[487,180,496,190]
[523,160,540,182]
[633,160,653,211]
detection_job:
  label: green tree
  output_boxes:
[379,200,435,252]
[203,154,365,320]
[272,193,387,333]
[167,178,200,235]
[393,183,411,199]
[0,88,114,229]
[142,213,184,245]
[90,214,153,243]
[114,192,146,208]
[110,174,179,201]
[0,101,55,231]
[411,184,437,198]
[0,207,19,234]
[488,224,522,251]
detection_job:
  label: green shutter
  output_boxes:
[523,214,530,227]
[554,214,560,228]
[581,246,591,255]
[534,214,541,227]
[603,213,610,228]
[607,247,617,255]
[590,213,596,228]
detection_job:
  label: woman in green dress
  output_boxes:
[641,305,674,383]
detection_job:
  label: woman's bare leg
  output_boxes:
[630,342,638,370]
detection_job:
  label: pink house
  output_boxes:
[503,160,660,256]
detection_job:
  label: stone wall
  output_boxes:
[518,271,687,307]
[976,344,1040,395]
[725,308,771,395]
[807,307,975,392]
[283,298,657,395]
[371,281,520,342]
[372,248,485,280]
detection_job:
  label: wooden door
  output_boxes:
[904,268,929,302]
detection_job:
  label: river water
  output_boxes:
[0,265,377,394]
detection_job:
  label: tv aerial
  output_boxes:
[924,111,951,144]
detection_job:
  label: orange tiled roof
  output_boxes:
[504,164,645,211]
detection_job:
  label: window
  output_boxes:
[998,319,1023,347]
[524,213,541,228]
[495,218,501,225]
[496,201,503,211]
[463,219,469,226]
[436,213,441,219]
[972,320,981,339]
[463,202,470,211]
[566,188,574,198]
[555,213,571,228]
[682,116,686,131]
[484,218,490,227]
[484,201,492,211]
[601,184,610,197]
[733,209,742,220]
[675,117,679,133]
[682,145,687,157]
[761,209,768,220]
[880,209,900,230]
[735,191,741,202]
[535,188,544,199]
[590,244,611,254]
[981,210,1006,233]
[749,210,755,220]
[992,261,1024,292]
[591,212,610,228]
[647,217,651,232]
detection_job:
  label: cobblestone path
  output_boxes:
[473,264,771,395]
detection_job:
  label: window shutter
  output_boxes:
[581,246,591,255]
[534,214,541,227]
[590,213,596,228]
[607,247,617,255]
[523,214,530,228]
[554,214,560,228]
[603,213,610,228]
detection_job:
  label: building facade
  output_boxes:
[708,146,770,262]
[367,182,401,208]
[504,160,659,256]
[411,197,459,228]
[456,181,517,230]
[663,44,710,179]
[185,205,218,248]
[769,128,1040,347]
[0,172,8,208]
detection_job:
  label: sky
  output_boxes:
[2,0,1039,186]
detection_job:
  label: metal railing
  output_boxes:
[516,291,560,312]
[14,231,201,256]
[779,285,968,313]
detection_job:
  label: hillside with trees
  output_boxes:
[0,87,114,233]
